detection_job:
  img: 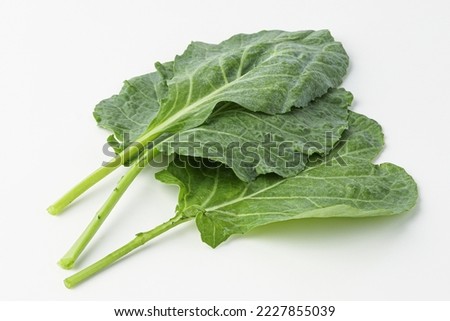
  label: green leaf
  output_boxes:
[309,109,384,166]
[195,162,417,248]
[93,70,169,149]
[148,30,349,134]
[157,88,352,181]
[91,30,348,161]
[155,113,417,248]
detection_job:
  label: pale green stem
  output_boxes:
[64,215,191,288]
[58,148,158,269]
[47,130,162,215]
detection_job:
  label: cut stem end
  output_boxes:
[58,257,75,270]
[47,205,60,215]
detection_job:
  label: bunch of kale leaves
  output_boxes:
[48,30,417,288]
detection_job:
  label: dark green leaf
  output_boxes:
[148,30,349,134]
[156,113,417,248]
[157,88,352,181]
[93,71,168,149]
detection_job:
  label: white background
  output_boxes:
[1,0,449,300]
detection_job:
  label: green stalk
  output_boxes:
[47,156,122,215]
[64,214,191,288]
[48,88,202,216]
[58,148,158,270]
[47,131,162,215]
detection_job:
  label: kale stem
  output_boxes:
[47,131,162,215]
[47,156,122,215]
[58,148,158,269]
[64,214,191,288]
